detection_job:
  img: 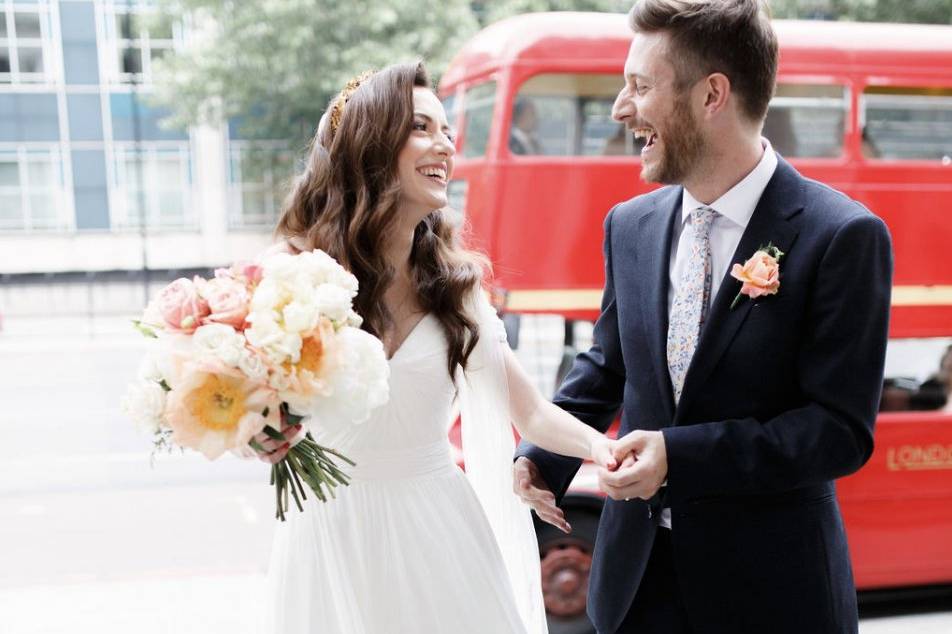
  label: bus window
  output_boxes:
[462,81,496,158]
[511,73,645,157]
[862,87,952,161]
[442,92,459,132]
[763,84,847,159]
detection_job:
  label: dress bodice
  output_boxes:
[308,314,457,465]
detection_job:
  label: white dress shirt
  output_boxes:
[659,138,778,529]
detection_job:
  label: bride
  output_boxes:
[252,62,616,634]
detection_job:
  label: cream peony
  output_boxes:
[164,364,280,460]
[298,326,389,427]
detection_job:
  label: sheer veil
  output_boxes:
[456,291,549,634]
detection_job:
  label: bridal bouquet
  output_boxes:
[121,249,390,520]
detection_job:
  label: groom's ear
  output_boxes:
[700,72,731,119]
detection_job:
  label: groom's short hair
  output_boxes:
[628,0,778,123]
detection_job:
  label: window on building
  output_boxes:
[0,148,66,231]
[461,82,496,159]
[227,143,294,229]
[763,84,847,159]
[0,4,52,84]
[511,74,645,157]
[862,87,952,162]
[112,145,193,229]
[105,3,177,84]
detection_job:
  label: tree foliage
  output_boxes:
[768,0,952,23]
[152,0,952,147]
[153,0,478,145]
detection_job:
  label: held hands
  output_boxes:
[512,431,667,533]
[597,430,668,501]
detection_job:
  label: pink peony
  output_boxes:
[157,277,211,333]
[199,276,250,330]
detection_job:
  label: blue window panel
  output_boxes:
[67,95,103,142]
[0,94,59,142]
[71,149,110,229]
[67,94,103,142]
[63,43,100,85]
[60,2,97,44]
[74,186,110,230]
[0,95,15,142]
[71,150,107,188]
[110,93,188,142]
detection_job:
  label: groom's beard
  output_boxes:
[642,94,705,186]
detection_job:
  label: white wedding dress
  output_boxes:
[265,307,547,634]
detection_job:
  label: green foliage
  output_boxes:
[768,0,952,23]
[152,0,479,147]
[152,0,952,149]
[473,0,630,25]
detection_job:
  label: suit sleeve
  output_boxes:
[662,213,893,503]
[515,206,627,501]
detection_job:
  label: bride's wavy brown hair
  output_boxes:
[276,61,485,377]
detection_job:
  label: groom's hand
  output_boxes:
[598,430,668,501]
[513,457,571,534]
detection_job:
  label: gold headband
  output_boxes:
[328,70,376,135]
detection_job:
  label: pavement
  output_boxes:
[0,313,950,633]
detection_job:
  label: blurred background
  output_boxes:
[2,0,952,632]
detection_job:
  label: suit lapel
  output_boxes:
[674,159,804,422]
[635,187,681,422]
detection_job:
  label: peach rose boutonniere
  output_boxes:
[729,243,784,310]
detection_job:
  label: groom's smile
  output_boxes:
[613,31,706,186]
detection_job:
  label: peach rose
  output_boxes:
[199,276,250,330]
[157,277,211,333]
[730,250,780,301]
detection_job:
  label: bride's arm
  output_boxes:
[505,346,616,466]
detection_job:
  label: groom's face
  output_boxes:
[613,32,705,185]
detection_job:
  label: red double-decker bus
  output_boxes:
[440,13,952,633]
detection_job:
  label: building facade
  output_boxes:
[0,0,288,275]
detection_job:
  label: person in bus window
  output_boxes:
[510,97,543,155]
[252,61,621,634]
[514,2,893,633]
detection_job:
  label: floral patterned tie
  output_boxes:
[667,206,717,404]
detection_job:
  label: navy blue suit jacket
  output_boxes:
[517,158,893,634]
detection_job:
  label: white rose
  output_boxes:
[283,300,319,333]
[121,380,168,433]
[238,349,269,384]
[246,319,302,365]
[250,278,283,313]
[137,351,163,382]
[313,283,354,323]
[193,323,245,367]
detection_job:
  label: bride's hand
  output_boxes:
[251,418,305,464]
[589,436,619,472]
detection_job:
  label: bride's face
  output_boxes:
[396,87,456,219]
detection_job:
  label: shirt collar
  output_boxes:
[681,138,778,229]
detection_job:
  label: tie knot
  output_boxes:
[691,206,717,235]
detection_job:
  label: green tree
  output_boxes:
[768,0,952,23]
[152,0,479,146]
[472,0,629,26]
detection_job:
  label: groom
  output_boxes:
[514,1,893,633]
